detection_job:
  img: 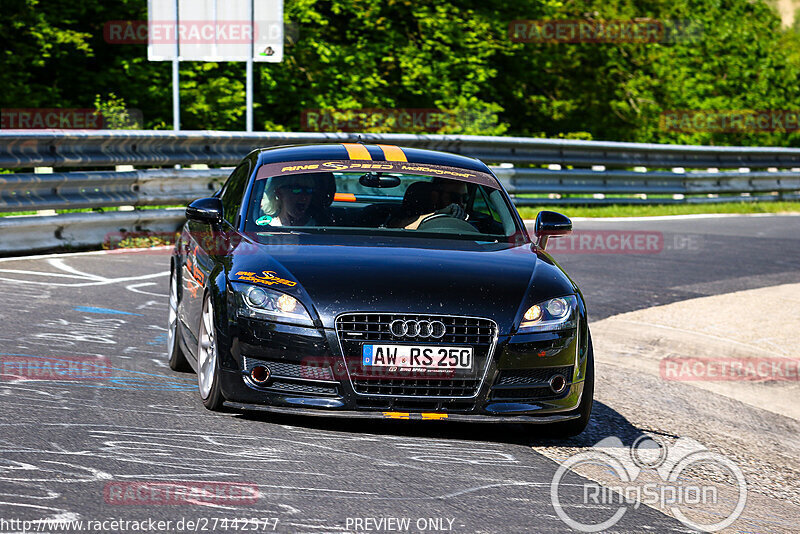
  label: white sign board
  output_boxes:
[148,0,283,62]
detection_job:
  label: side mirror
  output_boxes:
[534,210,572,250]
[186,197,223,225]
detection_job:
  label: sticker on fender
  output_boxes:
[362,345,473,369]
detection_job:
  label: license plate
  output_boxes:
[362,345,473,369]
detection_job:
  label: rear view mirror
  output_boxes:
[534,210,572,250]
[359,173,401,188]
[186,197,223,225]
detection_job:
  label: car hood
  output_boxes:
[229,232,574,332]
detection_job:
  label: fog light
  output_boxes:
[549,374,567,394]
[250,365,270,384]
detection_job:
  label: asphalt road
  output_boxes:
[554,214,800,320]
[0,215,798,533]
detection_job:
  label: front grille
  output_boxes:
[355,398,475,412]
[242,356,334,381]
[491,386,558,400]
[268,380,338,396]
[495,366,573,386]
[352,378,480,397]
[336,313,497,398]
[337,314,495,345]
[490,366,573,401]
[242,356,338,396]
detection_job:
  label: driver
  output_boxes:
[258,173,335,227]
[402,177,469,230]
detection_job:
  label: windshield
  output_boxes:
[243,160,520,239]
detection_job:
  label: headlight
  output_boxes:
[232,282,313,326]
[518,295,578,333]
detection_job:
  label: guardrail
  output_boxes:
[1,130,799,255]
[5,130,800,168]
[495,167,800,205]
[0,168,226,212]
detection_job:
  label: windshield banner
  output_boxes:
[255,160,500,188]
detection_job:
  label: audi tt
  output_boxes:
[168,143,593,436]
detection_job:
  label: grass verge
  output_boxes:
[516,201,800,219]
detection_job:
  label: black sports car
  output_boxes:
[168,143,593,436]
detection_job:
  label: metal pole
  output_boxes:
[172,60,180,131]
[172,0,180,131]
[246,0,254,132]
[246,59,253,132]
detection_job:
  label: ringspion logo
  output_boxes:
[551,436,746,532]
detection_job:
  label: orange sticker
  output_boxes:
[382,412,410,420]
[377,144,408,162]
[234,270,296,287]
[342,143,372,160]
[333,192,356,202]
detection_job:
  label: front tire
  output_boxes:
[167,268,191,372]
[544,332,594,438]
[197,293,225,411]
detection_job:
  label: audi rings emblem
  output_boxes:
[389,319,447,339]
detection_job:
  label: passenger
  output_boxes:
[401,178,469,230]
[258,172,335,227]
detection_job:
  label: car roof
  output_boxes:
[255,143,492,174]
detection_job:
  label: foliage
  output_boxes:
[93,93,141,129]
[1,0,799,145]
[102,231,178,250]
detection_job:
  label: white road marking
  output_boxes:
[0,271,168,288]
[0,269,89,279]
[47,258,107,281]
[0,246,174,263]
[127,282,167,297]
[0,256,167,288]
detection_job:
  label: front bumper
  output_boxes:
[217,316,588,422]
[224,399,582,424]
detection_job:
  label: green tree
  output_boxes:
[2,0,799,146]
